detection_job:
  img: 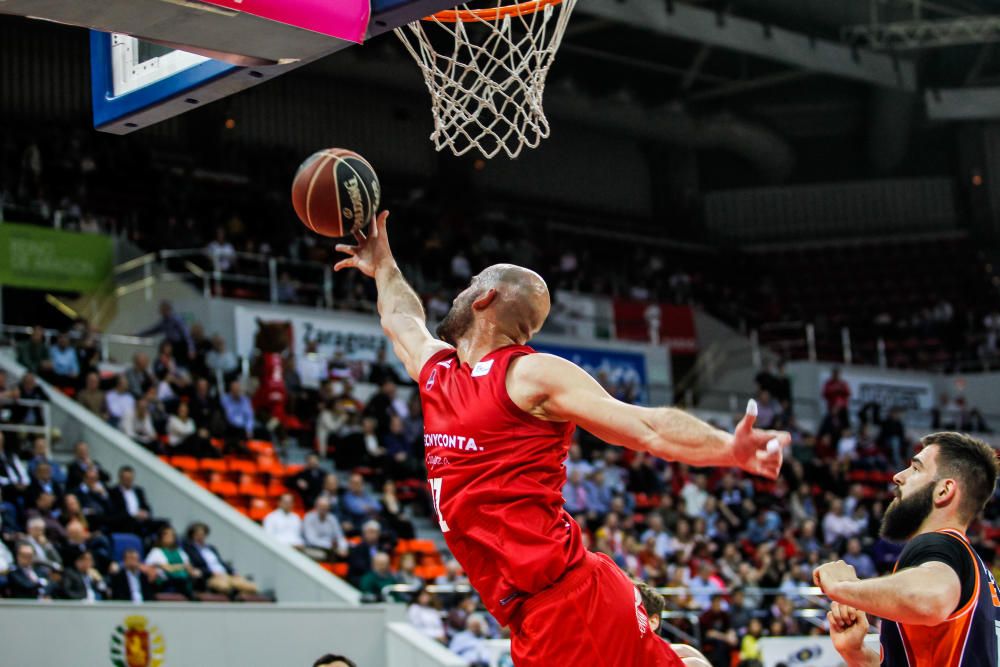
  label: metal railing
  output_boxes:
[380,583,835,648]
[0,398,52,447]
[0,324,157,364]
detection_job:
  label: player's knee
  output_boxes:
[682,658,712,667]
[671,645,707,661]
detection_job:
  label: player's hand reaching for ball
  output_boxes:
[729,399,789,479]
[828,601,869,654]
[334,210,393,278]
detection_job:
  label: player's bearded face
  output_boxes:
[437,289,477,346]
[880,479,937,542]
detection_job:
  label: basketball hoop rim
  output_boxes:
[425,0,565,23]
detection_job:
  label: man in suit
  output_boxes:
[59,519,112,574]
[58,550,108,601]
[291,454,327,508]
[76,465,114,531]
[109,548,155,603]
[27,460,63,508]
[182,522,259,596]
[109,465,156,535]
[65,441,110,490]
[7,542,50,599]
[346,520,394,586]
[23,516,62,576]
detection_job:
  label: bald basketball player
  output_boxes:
[335,212,788,666]
[814,432,1000,667]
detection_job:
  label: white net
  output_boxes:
[395,0,577,159]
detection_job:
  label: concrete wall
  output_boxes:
[0,601,414,666]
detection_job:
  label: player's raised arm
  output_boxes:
[334,211,450,380]
[507,353,788,479]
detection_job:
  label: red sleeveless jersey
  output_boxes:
[418,344,585,625]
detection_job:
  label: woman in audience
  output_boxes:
[407,585,447,644]
[145,525,200,598]
[166,402,219,458]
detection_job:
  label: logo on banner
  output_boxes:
[110,615,166,667]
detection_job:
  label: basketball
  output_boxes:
[291,148,381,238]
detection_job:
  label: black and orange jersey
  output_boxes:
[880,529,1000,666]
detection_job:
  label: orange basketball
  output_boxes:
[291,148,380,238]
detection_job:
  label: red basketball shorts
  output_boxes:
[508,552,685,666]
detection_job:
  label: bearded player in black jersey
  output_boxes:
[814,432,999,667]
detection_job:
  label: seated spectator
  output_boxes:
[315,473,345,521]
[842,537,876,579]
[27,459,63,508]
[188,378,220,430]
[120,397,159,451]
[363,380,403,434]
[15,372,47,426]
[449,613,492,666]
[65,441,109,489]
[0,432,30,503]
[397,552,422,588]
[23,516,62,576]
[358,551,397,600]
[49,333,80,387]
[0,369,20,423]
[8,542,51,599]
[0,521,13,588]
[220,380,256,448]
[59,519,111,573]
[125,353,155,398]
[276,271,300,304]
[59,493,88,534]
[384,415,416,480]
[166,402,219,458]
[367,348,403,386]
[76,466,113,530]
[263,493,304,549]
[27,436,66,484]
[343,473,383,527]
[315,400,347,460]
[302,497,349,561]
[105,375,136,427]
[700,595,738,666]
[182,522,258,596]
[206,228,236,273]
[154,340,190,396]
[205,335,239,381]
[435,558,469,587]
[145,525,199,598]
[408,585,446,643]
[57,550,108,602]
[292,454,327,508]
[380,480,415,540]
[16,325,52,376]
[109,466,158,536]
[347,520,393,585]
[109,547,156,603]
[565,442,593,480]
[822,498,860,549]
[563,469,590,515]
[739,618,765,667]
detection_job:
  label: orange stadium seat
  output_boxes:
[170,456,199,473]
[199,458,228,473]
[248,498,270,522]
[229,459,258,475]
[238,474,267,498]
[208,472,238,496]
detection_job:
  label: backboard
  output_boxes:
[0,0,465,133]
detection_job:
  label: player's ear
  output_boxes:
[472,289,497,311]
[935,478,958,507]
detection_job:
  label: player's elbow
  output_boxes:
[903,590,952,626]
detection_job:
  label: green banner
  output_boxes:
[0,223,113,292]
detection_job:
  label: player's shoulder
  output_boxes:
[507,352,575,385]
[899,530,971,569]
[418,344,457,379]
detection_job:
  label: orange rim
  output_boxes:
[426,0,564,22]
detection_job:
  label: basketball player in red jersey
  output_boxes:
[814,432,1000,667]
[335,212,789,666]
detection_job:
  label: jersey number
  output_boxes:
[429,477,450,533]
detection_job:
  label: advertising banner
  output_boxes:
[234,304,409,382]
[0,222,113,292]
[761,635,881,667]
[819,368,935,414]
[533,341,649,404]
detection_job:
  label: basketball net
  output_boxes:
[395,0,577,160]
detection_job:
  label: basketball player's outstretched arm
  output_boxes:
[813,558,961,626]
[334,212,450,380]
[508,353,788,479]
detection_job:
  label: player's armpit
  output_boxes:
[380,313,451,381]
